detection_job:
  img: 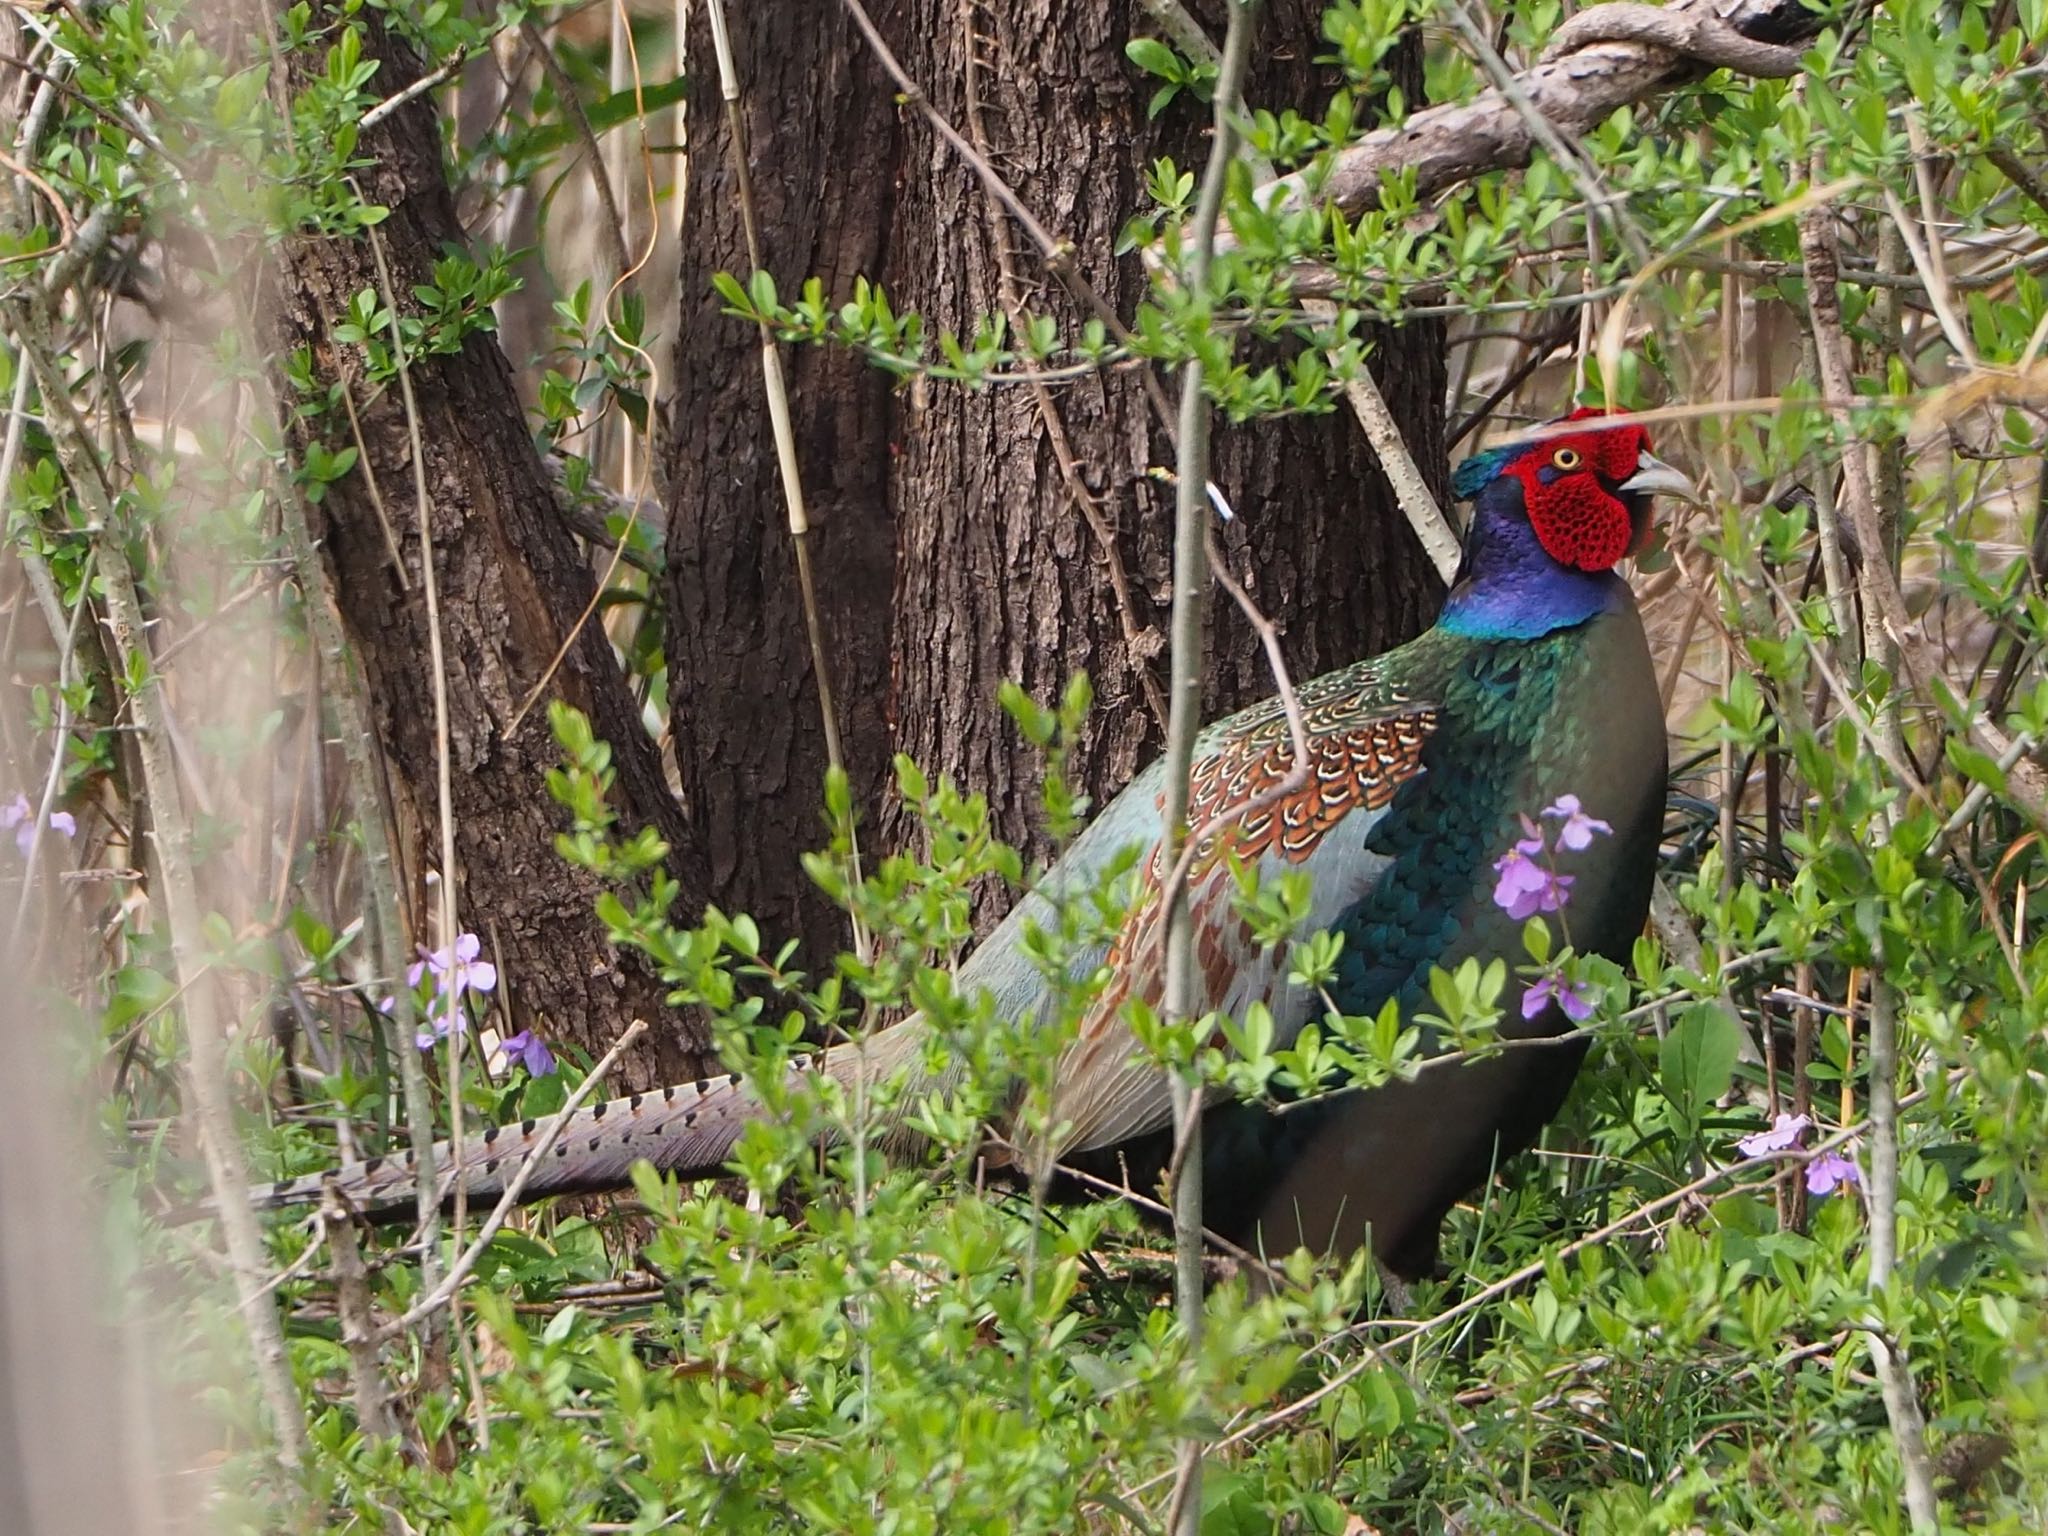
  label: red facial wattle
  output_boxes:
[1507,416,1652,573]
[1523,470,1634,570]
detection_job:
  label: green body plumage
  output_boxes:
[1180,603,1666,1275]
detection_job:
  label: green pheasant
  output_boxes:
[258,409,1695,1277]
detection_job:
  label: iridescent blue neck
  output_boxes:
[1437,493,1626,641]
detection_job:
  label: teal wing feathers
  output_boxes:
[1017,657,1448,1159]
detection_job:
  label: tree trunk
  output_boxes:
[663,1,1445,953]
[883,0,1446,887]
[659,4,903,967]
[273,9,713,1087]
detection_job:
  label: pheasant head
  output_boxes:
[1442,408,1699,639]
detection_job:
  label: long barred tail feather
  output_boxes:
[247,1019,943,1222]
[251,1070,770,1220]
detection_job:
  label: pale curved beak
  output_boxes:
[1618,449,1705,504]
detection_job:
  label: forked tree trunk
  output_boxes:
[274,9,714,1087]
[664,0,1445,950]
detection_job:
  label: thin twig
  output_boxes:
[1862,974,1939,1531]
[1140,525,1313,973]
[359,34,500,130]
[8,574,90,946]
[335,377,410,591]
[1158,8,1256,1533]
[1898,109,1973,367]
[1756,566,1926,801]
[1985,145,2048,219]
[1041,1149,1288,1287]
[0,144,73,264]
[8,311,309,1468]
[322,1188,399,1439]
[276,468,448,1393]
[0,351,67,646]
[1793,202,1941,1531]
[242,1223,328,1308]
[960,2,1169,732]
[1880,184,1975,370]
[837,0,1180,434]
[521,18,631,281]
[358,209,475,1413]
[1447,321,1575,448]
[1325,340,1461,583]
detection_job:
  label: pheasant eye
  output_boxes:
[1551,447,1582,471]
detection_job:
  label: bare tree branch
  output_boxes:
[1244,0,1816,231]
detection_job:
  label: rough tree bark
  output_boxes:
[273,8,714,1087]
[658,4,902,964]
[663,0,1445,952]
[883,0,1445,876]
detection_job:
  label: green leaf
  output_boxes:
[894,756,929,805]
[1660,1003,1742,1115]
[1945,737,2006,793]
[710,270,755,319]
[509,76,693,164]
[1124,37,1183,81]
[290,908,337,963]
[520,1070,567,1118]
[583,74,691,135]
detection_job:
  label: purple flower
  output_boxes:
[408,932,498,994]
[415,1019,460,1051]
[498,1029,556,1077]
[1542,794,1613,852]
[1522,972,1596,1022]
[1492,818,1575,919]
[1492,855,1573,919]
[1805,1151,1860,1197]
[409,932,497,1048]
[1736,1112,1811,1159]
[1735,1116,1859,1196]
[1,792,76,856]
